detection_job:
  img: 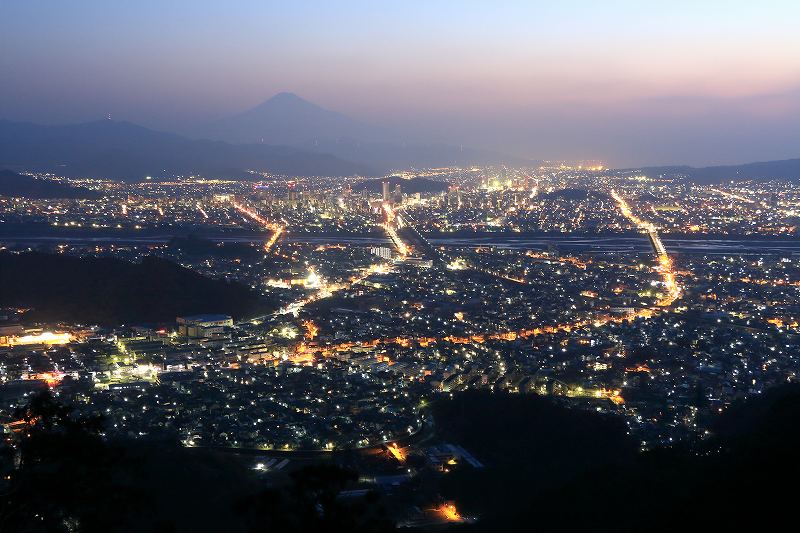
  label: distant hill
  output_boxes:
[0,169,100,199]
[0,252,274,325]
[0,119,374,181]
[354,176,449,195]
[199,92,534,171]
[634,157,800,183]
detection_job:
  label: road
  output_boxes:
[230,199,284,251]
[611,190,681,306]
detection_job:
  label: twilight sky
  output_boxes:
[2,0,800,167]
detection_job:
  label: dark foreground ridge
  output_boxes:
[0,252,273,325]
[436,387,800,532]
[2,386,799,532]
[0,391,394,533]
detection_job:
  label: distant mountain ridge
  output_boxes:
[0,119,375,181]
[198,92,533,170]
[632,158,800,183]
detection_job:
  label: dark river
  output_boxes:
[2,231,799,255]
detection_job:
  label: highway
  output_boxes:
[611,190,681,306]
[230,199,285,252]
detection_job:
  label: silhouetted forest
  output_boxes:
[0,252,273,325]
[3,386,799,531]
[0,392,393,533]
[433,391,636,525]
[167,235,265,261]
[434,387,800,531]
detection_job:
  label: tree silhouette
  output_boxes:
[237,464,393,533]
[0,391,145,533]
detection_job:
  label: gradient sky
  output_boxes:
[2,0,800,166]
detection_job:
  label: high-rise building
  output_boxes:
[382,180,390,201]
[370,246,393,260]
[447,185,462,207]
